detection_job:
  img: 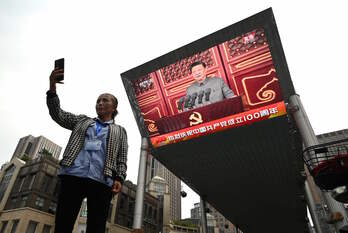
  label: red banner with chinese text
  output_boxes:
[151,101,286,148]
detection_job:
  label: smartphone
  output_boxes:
[54,58,64,81]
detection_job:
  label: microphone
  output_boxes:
[190,92,198,108]
[205,88,211,101]
[178,97,185,110]
[184,95,191,109]
[198,90,204,104]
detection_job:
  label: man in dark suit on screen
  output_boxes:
[181,61,235,111]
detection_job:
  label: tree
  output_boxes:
[21,154,31,162]
[172,219,198,228]
[39,148,53,158]
[38,148,59,163]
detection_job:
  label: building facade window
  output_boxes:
[148,206,152,219]
[48,202,57,214]
[10,219,19,233]
[127,220,132,228]
[153,209,157,221]
[114,213,120,225]
[17,177,26,192]
[25,221,38,233]
[41,175,52,193]
[42,224,51,233]
[119,197,124,209]
[53,180,60,198]
[20,195,28,207]
[154,182,165,194]
[35,196,45,209]
[107,203,113,222]
[128,199,134,214]
[25,142,33,155]
[0,165,15,202]
[144,204,147,217]
[0,221,8,233]
[80,199,87,217]
[10,197,18,209]
[28,174,36,190]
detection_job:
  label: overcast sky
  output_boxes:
[1,0,347,219]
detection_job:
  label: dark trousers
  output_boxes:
[54,175,112,233]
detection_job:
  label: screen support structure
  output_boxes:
[200,197,208,233]
[304,178,324,233]
[289,94,348,232]
[133,137,149,231]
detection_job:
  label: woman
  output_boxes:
[47,68,128,233]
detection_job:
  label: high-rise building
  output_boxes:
[206,203,236,233]
[190,202,235,233]
[148,176,171,233]
[0,156,60,233]
[0,158,25,212]
[146,154,181,221]
[11,135,62,160]
[317,129,348,144]
[190,203,200,220]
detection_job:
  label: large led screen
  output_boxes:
[122,9,293,148]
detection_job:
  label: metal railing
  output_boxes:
[303,137,348,190]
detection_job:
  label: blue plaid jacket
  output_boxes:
[46,91,128,183]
